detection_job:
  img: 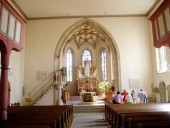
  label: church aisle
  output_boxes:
[71,112,108,128]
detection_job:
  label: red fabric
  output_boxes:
[121,92,126,102]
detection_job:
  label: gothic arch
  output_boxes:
[53,18,121,91]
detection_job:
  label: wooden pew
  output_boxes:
[7,112,63,128]
[0,120,56,128]
[7,105,74,128]
[8,105,74,123]
[105,101,115,126]
[104,102,170,128]
[111,103,170,128]
[117,110,170,128]
[8,110,69,128]
[128,116,170,128]
[137,120,170,128]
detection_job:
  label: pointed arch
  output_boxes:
[54,18,121,91]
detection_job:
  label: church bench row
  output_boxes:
[128,116,170,128]
[7,113,63,128]
[105,102,170,126]
[137,120,170,128]
[6,105,74,128]
[117,110,170,128]
[8,105,74,126]
[105,102,170,128]
[0,120,56,128]
[136,120,170,128]
[8,105,74,128]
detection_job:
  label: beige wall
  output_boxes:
[9,51,25,105]
[24,17,153,97]
[0,48,25,105]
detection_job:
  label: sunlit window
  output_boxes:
[156,46,168,73]
[101,49,107,81]
[66,49,73,82]
[82,50,91,67]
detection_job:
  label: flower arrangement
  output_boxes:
[98,81,110,93]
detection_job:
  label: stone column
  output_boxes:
[57,84,64,105]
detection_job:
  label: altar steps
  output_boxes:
[73,105,104,113]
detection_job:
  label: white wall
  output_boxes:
[24,17,154,97]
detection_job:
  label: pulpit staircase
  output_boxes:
[25,72,55,106]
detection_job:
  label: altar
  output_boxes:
[80,92,96,102]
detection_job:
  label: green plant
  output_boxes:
[99,81,109,93]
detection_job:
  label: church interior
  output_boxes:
[0,0,170,127]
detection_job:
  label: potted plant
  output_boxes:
[98,81,109,95]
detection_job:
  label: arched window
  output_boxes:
[82,50,91,67]
[101,49,107,81]
[66,49,73,82]
[156,46,168,73]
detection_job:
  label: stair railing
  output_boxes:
[27,71,56,105]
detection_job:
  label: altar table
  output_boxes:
[80,92,96,102]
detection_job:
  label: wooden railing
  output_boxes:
[26,71,55,105]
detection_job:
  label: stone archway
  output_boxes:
[53,18,121,92]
